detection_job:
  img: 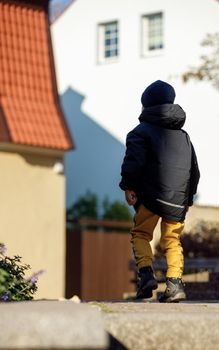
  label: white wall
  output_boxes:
[51,0,219,206]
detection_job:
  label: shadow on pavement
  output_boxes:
[108,333,127,350]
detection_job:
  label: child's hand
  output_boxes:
[125,190,137,206]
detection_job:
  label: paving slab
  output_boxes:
[1,299,219,350]
[0,300,108,350]
[98,301,219,350]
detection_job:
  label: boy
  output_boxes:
[120,80,200,302]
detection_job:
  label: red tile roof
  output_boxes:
[0,0,73,150]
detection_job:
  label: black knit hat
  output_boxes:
[141,80,176,108]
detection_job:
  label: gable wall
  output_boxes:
[51,0,219,206]
[0,149,66,299]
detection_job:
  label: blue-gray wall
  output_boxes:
[61,87,126,209]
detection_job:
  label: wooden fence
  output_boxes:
[66,218,135,300]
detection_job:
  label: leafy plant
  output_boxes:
[0,243,44,302]
[182,32,219,89]
[67,191,98,220]
[67,191,132,222]
[181,220,219,258]
[102,197,132,221]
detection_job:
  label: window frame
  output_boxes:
[97,20,119,64]
[141,12,164,57]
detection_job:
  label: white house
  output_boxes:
[51,0,219,207]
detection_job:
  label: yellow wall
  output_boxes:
[0,148,66,299]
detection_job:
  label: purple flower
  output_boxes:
[0,243,7,256]
[27,269,46,284]
[0,292,10,301]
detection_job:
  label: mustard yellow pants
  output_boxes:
[131,204,184,278]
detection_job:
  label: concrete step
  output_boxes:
[0,300,107,350]
[101,301,219,350]
[1,299,219,350]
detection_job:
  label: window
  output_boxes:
[142,12,164,55]
[98,21,119,63]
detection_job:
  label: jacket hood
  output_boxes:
[139,104,186,129]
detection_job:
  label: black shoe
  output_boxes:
[136,266,158,299]
[159,278,186,303]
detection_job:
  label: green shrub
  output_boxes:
[0,243,44,302]
[67,191,132,222]
[67,191,98,220]
[102,198,132,221]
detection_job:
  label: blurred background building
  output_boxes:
[51,0,219,209]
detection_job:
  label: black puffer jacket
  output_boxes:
[119,104,200,221]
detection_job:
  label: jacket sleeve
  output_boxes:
[188,143,200,206]
[119,130,147,191]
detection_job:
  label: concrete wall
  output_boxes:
[0,148,66,299]
[51,0,219,207]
